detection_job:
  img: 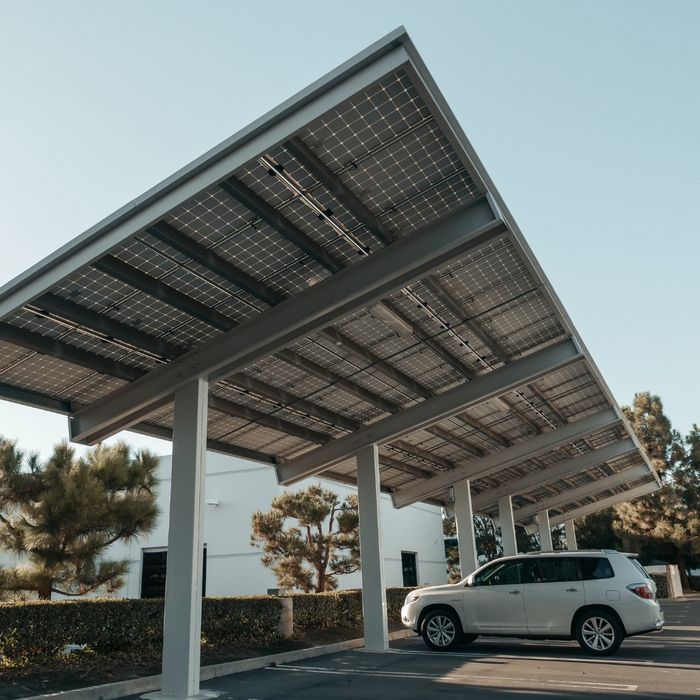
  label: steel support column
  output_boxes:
[146,378,216,700]
[454,480,479,577]
[356,444,389,652]
[565,519,578,551]
[537,509,553,552]
[498,495,517,556]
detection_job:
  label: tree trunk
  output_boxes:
[37,584,52,600]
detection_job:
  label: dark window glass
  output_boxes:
[523,558,580,583]
[579,557,614,580]
[402,551,418,587]
[554,558,580,582]
[140,547,207,598]
[473,560,523,586]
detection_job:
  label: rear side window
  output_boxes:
[628,557,651,579]
[579,557,614,580]
[525,558,580,583]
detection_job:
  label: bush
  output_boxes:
[290,587,414,634]
[650,573,669,599]
[0,588,415,665]
[0,596,282,664]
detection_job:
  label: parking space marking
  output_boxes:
[388,648,700,670]
[267,664,638,691]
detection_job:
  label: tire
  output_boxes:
[462,634,478,644]
[575,609,624,656]
[421,608,462,651]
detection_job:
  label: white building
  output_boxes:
[107,452,448,599]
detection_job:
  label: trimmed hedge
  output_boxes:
[650,573,669,599]
[0,589,415,665]
[0,595,282,664]
[290,587,414,634]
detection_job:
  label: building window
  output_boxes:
[401,551,418,587]
[141,547,207,598]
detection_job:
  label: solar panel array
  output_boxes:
[0,52,656,523]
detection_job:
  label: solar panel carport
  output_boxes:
[0,28,659,700]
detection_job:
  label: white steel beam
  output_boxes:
[454,480,478,577]
[565,519,578,550]
[70,198,505,445]
[549,482,659,527]
[498,496,517,556]
[471,438,636,513]
[356,444,389,652]
[277,338,582,486]
[392,407,618,509]
[537,509,553,551]
[512,464,649,521]
[155,378,210,700]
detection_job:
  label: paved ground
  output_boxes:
[131,597,700,699]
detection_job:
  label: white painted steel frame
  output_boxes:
[565,520,578,550]
[498,496,517,556]
[549,482,659,527]
[512,464,650,521]
[356,444,389,652]
[158,378,209,700]
[277,338,582,486]
[393,407,621,509]
[70,199,504,444]
[454,479,479,577]
[470,438,638,513]
[537,510,553,552]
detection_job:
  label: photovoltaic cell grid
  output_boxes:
[0,49,655,518]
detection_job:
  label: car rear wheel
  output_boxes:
[421,609,462,651]
[575,609,623,656]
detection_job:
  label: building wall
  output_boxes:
[108,451,447,598]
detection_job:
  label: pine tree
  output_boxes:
[250,485,360,592]
[615,393,700,590]
[0,438,158,599]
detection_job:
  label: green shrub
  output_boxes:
[290,587,414,635]
[0,587,415,665]
[650,573,669,598]
[0,596,282,664]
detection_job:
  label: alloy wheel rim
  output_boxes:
[426,615,456,647]
[581,617,615,651]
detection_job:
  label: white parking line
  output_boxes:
[267,665,638,691]
[388,648,700,670]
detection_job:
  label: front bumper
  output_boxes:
[401,602,420,631]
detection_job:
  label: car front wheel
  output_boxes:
[575,609,623,656]
[421,609,462,651]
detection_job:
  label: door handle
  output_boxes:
[566,588,580,592]
[509,590,521,595]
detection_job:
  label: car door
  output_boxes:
[463,559,528,634]
[523,557,584,635]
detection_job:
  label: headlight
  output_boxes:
[405,591,421,604]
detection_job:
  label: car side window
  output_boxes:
[579,557,614,580]
[554,558,579,582]
[473,560,523,586]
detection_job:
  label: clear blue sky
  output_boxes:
[1,0,698,459]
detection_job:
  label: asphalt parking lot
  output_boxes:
[131,597,700,699]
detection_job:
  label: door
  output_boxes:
[402,551,418,587]
[463,559,528,634]
[523,557,584,635]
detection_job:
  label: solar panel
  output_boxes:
[0,32,657,518]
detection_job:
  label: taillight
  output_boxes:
[627,583,655,600]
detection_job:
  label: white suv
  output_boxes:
[401,550,663,655]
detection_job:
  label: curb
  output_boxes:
[21,629,416,700]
